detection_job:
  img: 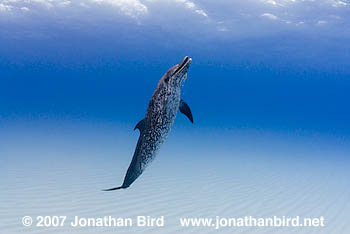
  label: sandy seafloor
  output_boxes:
[1,121,349,234]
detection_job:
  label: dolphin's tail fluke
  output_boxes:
[102,185,127,191]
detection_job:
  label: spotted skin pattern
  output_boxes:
[141,72,182,170]
[103,56,192,191]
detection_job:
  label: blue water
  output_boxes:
[1,1,350,233]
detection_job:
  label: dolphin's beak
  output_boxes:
[174,56,192,75]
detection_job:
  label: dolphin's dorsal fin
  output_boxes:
[134,119,145,132]
[179,99,194,123]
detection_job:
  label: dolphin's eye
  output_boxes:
[164,71,172,83]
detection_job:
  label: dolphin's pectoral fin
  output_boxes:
[179,99,194,123]
[134,119,145,132]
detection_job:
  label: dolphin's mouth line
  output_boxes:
[173,56,191,76]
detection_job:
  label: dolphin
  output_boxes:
[103,56,194,191]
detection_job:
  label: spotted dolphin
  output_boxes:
[104,56,194,191]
